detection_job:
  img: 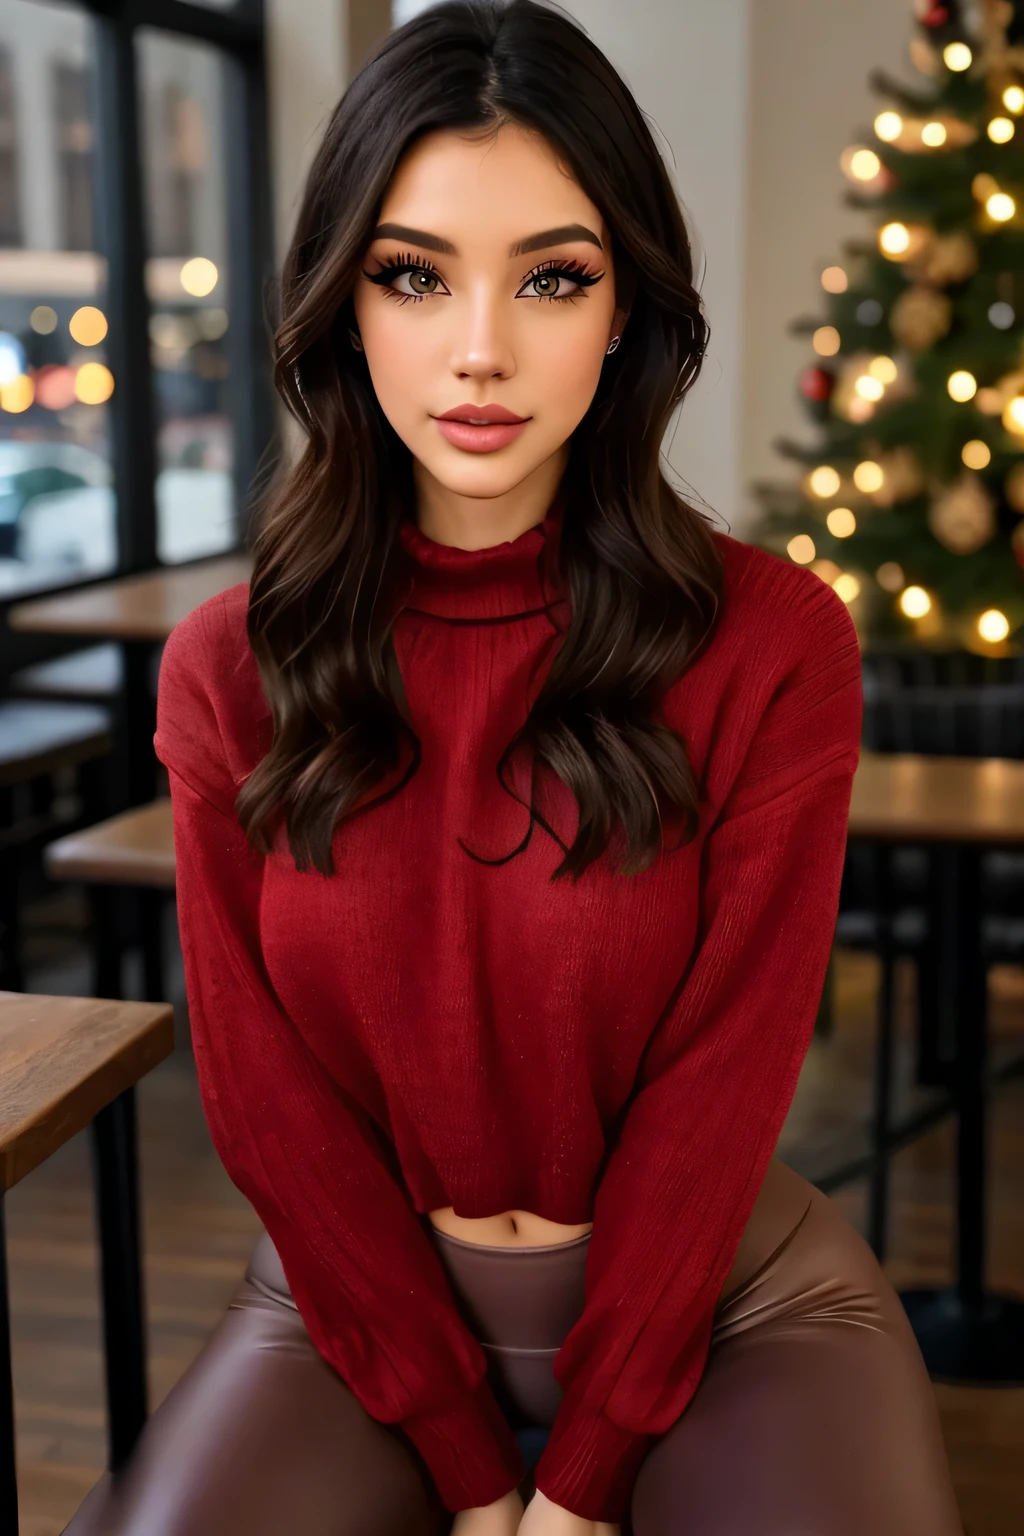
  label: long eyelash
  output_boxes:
[360,252,606,306]
[523,256,605,303]
[363,250,441,305]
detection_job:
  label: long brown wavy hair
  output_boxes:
[238,0,724,884]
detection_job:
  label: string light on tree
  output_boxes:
[827,507,857,537]
[821,266,848,293]
[943,41,973,70]
[855,373,885,401]
[900,586,932,618]
[874,110,904,140]
[988,115,1015,141]
[922,120,948,145]
[787,534,816,564]
[854,460,885,493]
[978,608,1010,641]
[879,221,912,256]
[870,355,898,384]
[842,147,883,181]
[1002,394,1024,433]
[948,369,978,400]
[986,190,1016,220]
[808,465,841,497]
[1003,85,1024,112]
[813,326,840,355]
[962,438,992,468]
[833,573,861,603]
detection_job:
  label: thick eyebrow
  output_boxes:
[369,221,603,257]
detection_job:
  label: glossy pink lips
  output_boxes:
[433,403,530,454]
[436,419,528,452]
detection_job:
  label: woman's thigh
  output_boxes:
[63,1234,450,1536]
[628,1163,964,1536]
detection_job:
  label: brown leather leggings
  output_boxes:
[64,1160,963,1534]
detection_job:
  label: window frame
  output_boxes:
[2,0,274,603]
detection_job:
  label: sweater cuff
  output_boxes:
[400,1378,525,1512]
[532,1409,654,1523]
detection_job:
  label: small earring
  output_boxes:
[348,327,364,353]
[606,335,621,355]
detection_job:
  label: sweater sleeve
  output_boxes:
[532,576,864,1522]
[154,607,524,1513]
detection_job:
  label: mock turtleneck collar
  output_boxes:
[396,491,567,621]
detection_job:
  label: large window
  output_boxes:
[0,0,272,600]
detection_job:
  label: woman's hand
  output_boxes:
[451,1487,525,1536]
[516,1487,620,1536]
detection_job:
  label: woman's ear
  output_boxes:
[608,304,631,349]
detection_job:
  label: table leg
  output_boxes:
[91,1087,148,1468]
[898,844,1024,1381]
[0,1198,17,1532]
[868,844,896,1261]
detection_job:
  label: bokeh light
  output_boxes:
[69,306,108,346]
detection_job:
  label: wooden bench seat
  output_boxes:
[0,701,114,992]
[0,700,113,790]
[8,642,124,702]
[43,798,175,889]
[43,798,175,1005]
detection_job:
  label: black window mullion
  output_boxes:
[222,30,276,545]
[92,8,158,573]
[122,0,260,52]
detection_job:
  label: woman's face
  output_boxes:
[352,122,626,509]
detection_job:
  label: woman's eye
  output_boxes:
[363,260,448,302]
[390,266,442,298]
[520,270,581,301]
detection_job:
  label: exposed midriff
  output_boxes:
[427,1206,594,1247]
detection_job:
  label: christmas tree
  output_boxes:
[750,0,1024,653]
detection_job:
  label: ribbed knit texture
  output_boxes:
[154,495,862,1521]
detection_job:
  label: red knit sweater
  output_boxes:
[153,494,862,1523]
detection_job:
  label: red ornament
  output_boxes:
[920,5,949,26]
[800,366,834,403]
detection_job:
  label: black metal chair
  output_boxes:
[831,651,1024,1257]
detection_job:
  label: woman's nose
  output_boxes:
[449,288,516,381]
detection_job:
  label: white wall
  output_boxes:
[265,0,348,264]
[560,1,751,537]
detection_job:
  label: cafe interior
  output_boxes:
[0,0,1022,1532]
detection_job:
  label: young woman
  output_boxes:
[67,4,963,1534]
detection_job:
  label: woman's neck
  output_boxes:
[411,443,568,551]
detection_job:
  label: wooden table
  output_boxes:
[847,751,1024,1382]
[0,991,175,1529]
[7,554,251,810]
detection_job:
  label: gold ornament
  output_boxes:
[830,350,879,422]
[873,446,926,506]
[909,36,941,77]
[889,116,979,153]
[891,285,953,349]
[906,230,979,286]
[1004,460,1024,511]
[928,471,997,553]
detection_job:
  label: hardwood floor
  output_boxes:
[6,887,1024,1534]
